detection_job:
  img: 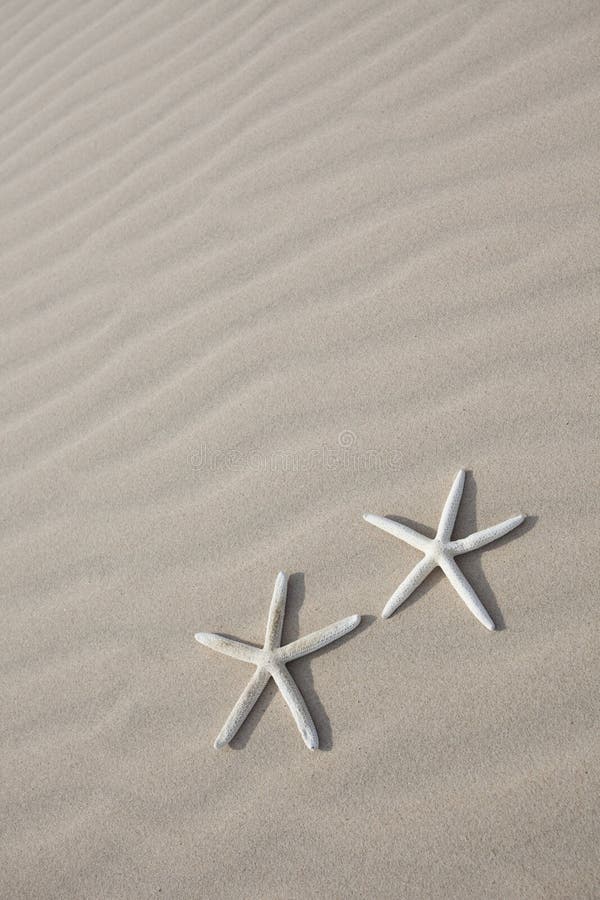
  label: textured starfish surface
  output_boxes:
[195,572,360,749]
[364,469,524,630]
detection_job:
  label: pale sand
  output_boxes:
[1,1,599,897]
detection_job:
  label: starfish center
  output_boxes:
[261,650,280,670]
[431,538,449,558]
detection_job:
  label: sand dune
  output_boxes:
[2,1,599,897]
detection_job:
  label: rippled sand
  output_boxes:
[2,1,599,897]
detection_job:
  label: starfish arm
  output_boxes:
[439,557,495,631]
[363,514,431,553]
[214,667,271,749]
[279,614,361,663]
[194,632,262,665]
[271,664,318,750]
[381,555,437,619]
[264,571,288,650]
[449,515,525,554]
[436,469,466,541]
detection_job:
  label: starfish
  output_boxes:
[195,572,360,750]
[364,469,524,630]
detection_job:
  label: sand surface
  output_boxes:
[2,1,599,897]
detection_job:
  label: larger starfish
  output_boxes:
[195,572,360,750]
[364,469,524,630]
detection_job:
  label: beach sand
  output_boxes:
[2,1,599,897]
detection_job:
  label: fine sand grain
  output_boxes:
[2,1,599,897]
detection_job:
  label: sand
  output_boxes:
[1,1,599,897]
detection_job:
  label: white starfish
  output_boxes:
[195,572,360,750]
[364,469,524,630]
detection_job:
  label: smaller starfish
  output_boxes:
[195,572,360,749]
[364,469,524,629]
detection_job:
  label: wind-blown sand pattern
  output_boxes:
[2,1,599,897]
